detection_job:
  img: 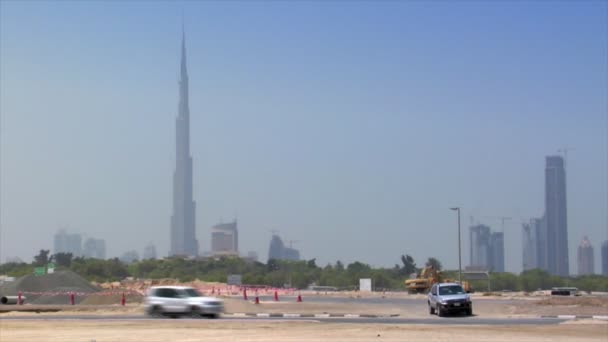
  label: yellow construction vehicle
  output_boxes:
[405,266,471,294]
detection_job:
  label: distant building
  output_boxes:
[268,235,285,260]
[54,230,82,257]
[120,250,139,264]
[83,238,106,259]
[246,251,259,262]
[545,156,569,276]
[283,247,300,261]
[143,243,157,260]
[521,217,547,271]
[577,236,594,275]
[602,240,608,276]
[211,220,238,256]
[522,221,537,271]
[469,224,504,272]
[535,216,548,271]
[490,232,504,272]
[469,224,491,270]
[267,235,300,261]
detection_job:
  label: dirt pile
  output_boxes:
[0,270,100,305]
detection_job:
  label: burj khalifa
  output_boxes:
[170,30,198,257]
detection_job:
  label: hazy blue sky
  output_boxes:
[1,1,606,274]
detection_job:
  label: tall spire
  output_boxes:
[170,24,197,258]
[180,25,188,86]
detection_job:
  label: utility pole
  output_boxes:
[450,207,462,284]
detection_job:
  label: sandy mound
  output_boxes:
[0,270,100,304]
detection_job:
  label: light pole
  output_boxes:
[450,207,462,284]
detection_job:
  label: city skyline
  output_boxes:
[1,2,606,272]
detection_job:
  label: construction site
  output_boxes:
[0,270,606,341]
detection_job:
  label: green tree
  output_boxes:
[33,249,50,266]
[400,254,417,276]
[425,257,442,271]
[53,252,73,267]
[335,261,345,271]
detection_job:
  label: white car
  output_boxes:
[145,286,224,318]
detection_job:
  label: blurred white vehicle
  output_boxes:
[144,286,224,318]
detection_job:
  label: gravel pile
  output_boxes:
[0,270,100,304]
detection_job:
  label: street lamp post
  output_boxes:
[450,207,462,284]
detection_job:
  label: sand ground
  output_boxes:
[0,320,606,342]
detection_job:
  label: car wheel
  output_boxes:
[190,306,201,318]
[149,306,163,318]
[428,302,435,315]
[466,308,473,316]
[437,305,445,317]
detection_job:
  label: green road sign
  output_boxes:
[34,267,45,276]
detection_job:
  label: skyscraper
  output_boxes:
[211,220,239,256]
[522,217,547,271]
[268,235,285,260]
[143,243,157,260]
[545,156,569,276]
[469,224,491,270]
[490,232,504,272]
[83,238,106,259]
[268,234,300,261]
[522,221,537,270]
[577,236,594,275]
[54,230,82,257]
[169,30,198,257]
[602,240,608,276]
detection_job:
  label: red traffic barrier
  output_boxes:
[243,288,248,300]
[297,294,302,302]
[274,290,279,302]
[121,293,126,306]
[69,293,75,305]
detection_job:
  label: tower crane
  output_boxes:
[557,147,575,169]
[482,216,512,233]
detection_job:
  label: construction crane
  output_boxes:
[288,240,300,249]
[482,216,512,233]
[557,147,575,170]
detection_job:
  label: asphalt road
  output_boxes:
[251,295,518,306]
[0,315,566,325]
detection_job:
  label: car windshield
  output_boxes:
[438,285,465,295]
[183,288,202,297]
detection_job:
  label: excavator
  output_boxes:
[405,266,472,294]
